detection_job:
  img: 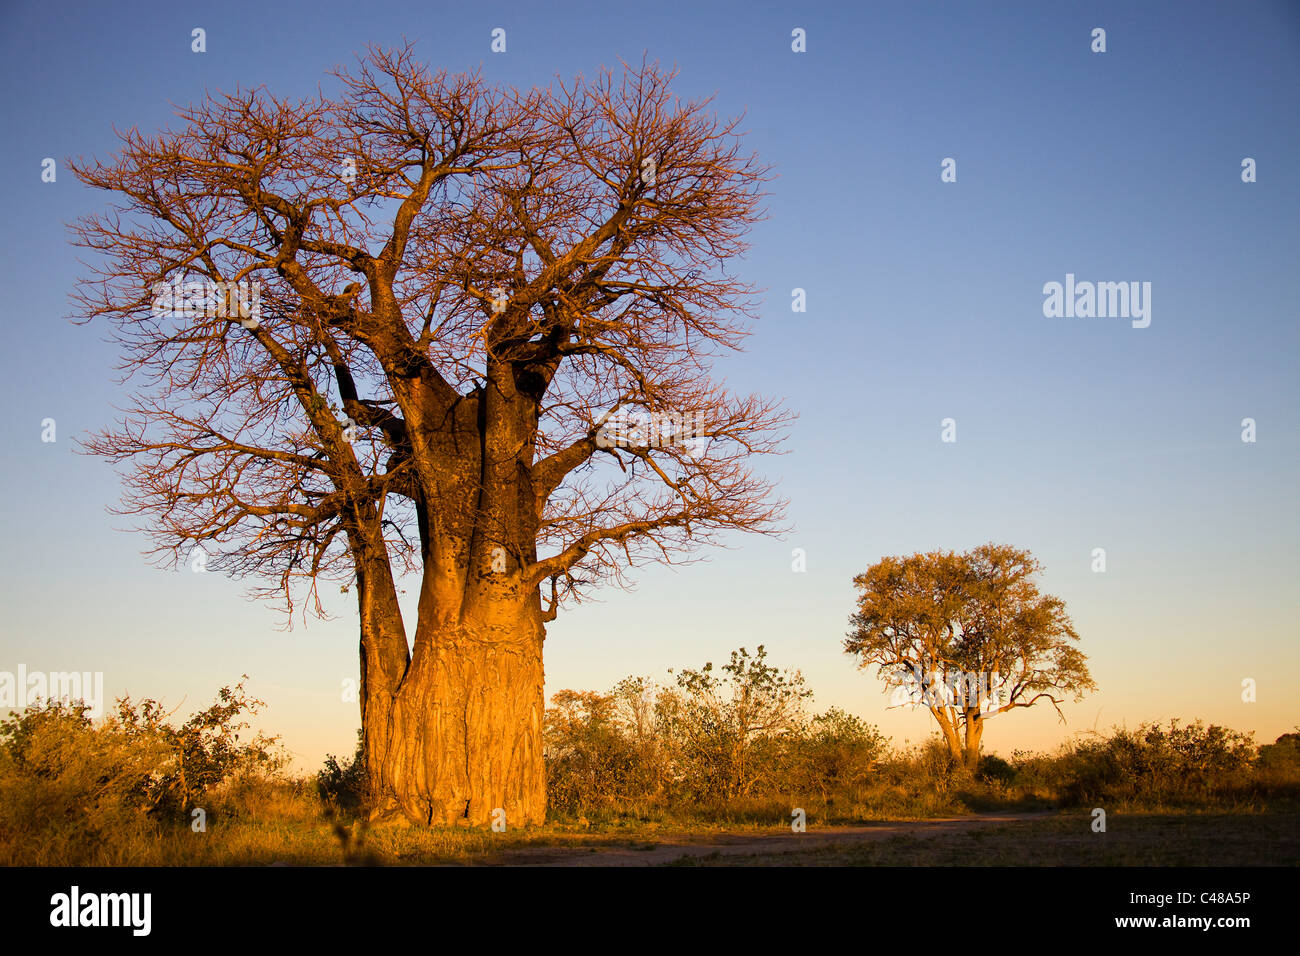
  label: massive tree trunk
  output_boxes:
[353,365,550,827]
[357,582,548,827]
[369,617,546,827]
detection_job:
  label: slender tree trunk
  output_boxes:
[962,710,984,772]
[931,706,964,765]
[354,543,412,821]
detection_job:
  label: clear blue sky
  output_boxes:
[1,0,1297,769]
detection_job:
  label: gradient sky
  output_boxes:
[1,0,1297,772]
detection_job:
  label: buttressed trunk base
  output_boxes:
[362,613,546,828]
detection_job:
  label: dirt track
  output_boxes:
[499,812,1052,866]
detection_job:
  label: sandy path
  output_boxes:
[499,812,1051,866]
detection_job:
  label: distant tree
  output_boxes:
[845,543,1094,770]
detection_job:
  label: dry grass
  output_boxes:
[3,703,1297,866]
[5,769,1297,866]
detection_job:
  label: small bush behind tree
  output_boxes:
[317,729,369,817]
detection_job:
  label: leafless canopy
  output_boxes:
[71,45,790,623]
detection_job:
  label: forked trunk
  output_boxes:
[352,371,550,827]
[931,706,965,766]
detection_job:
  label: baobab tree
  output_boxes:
[845,544,1094,770]
[70,45,788,826]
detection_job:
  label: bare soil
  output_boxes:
[494,811,1052,866]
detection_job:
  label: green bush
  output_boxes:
[545,689,656,814]
[978,754,1017,784]
[543,650,893,818]
[317,730,369,817]
[789,707,890,801]
[1053,719,1255,806]
[0,679,285,865]
[112,677,286,816]
[1257,732,1300,772]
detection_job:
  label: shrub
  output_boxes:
[1055,719,1255,806]
[658,646,812,802]
[543,653,891,817]
[978,754,1017,784]
[317,730,369,817]
[113,677,286,815]
[545,690,651,814]
[0,679,285,864]
[789,707,889,801]
[1257,732,1300,772]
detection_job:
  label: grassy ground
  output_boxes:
[6,735,1298,866]
[42,805,1289,867]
